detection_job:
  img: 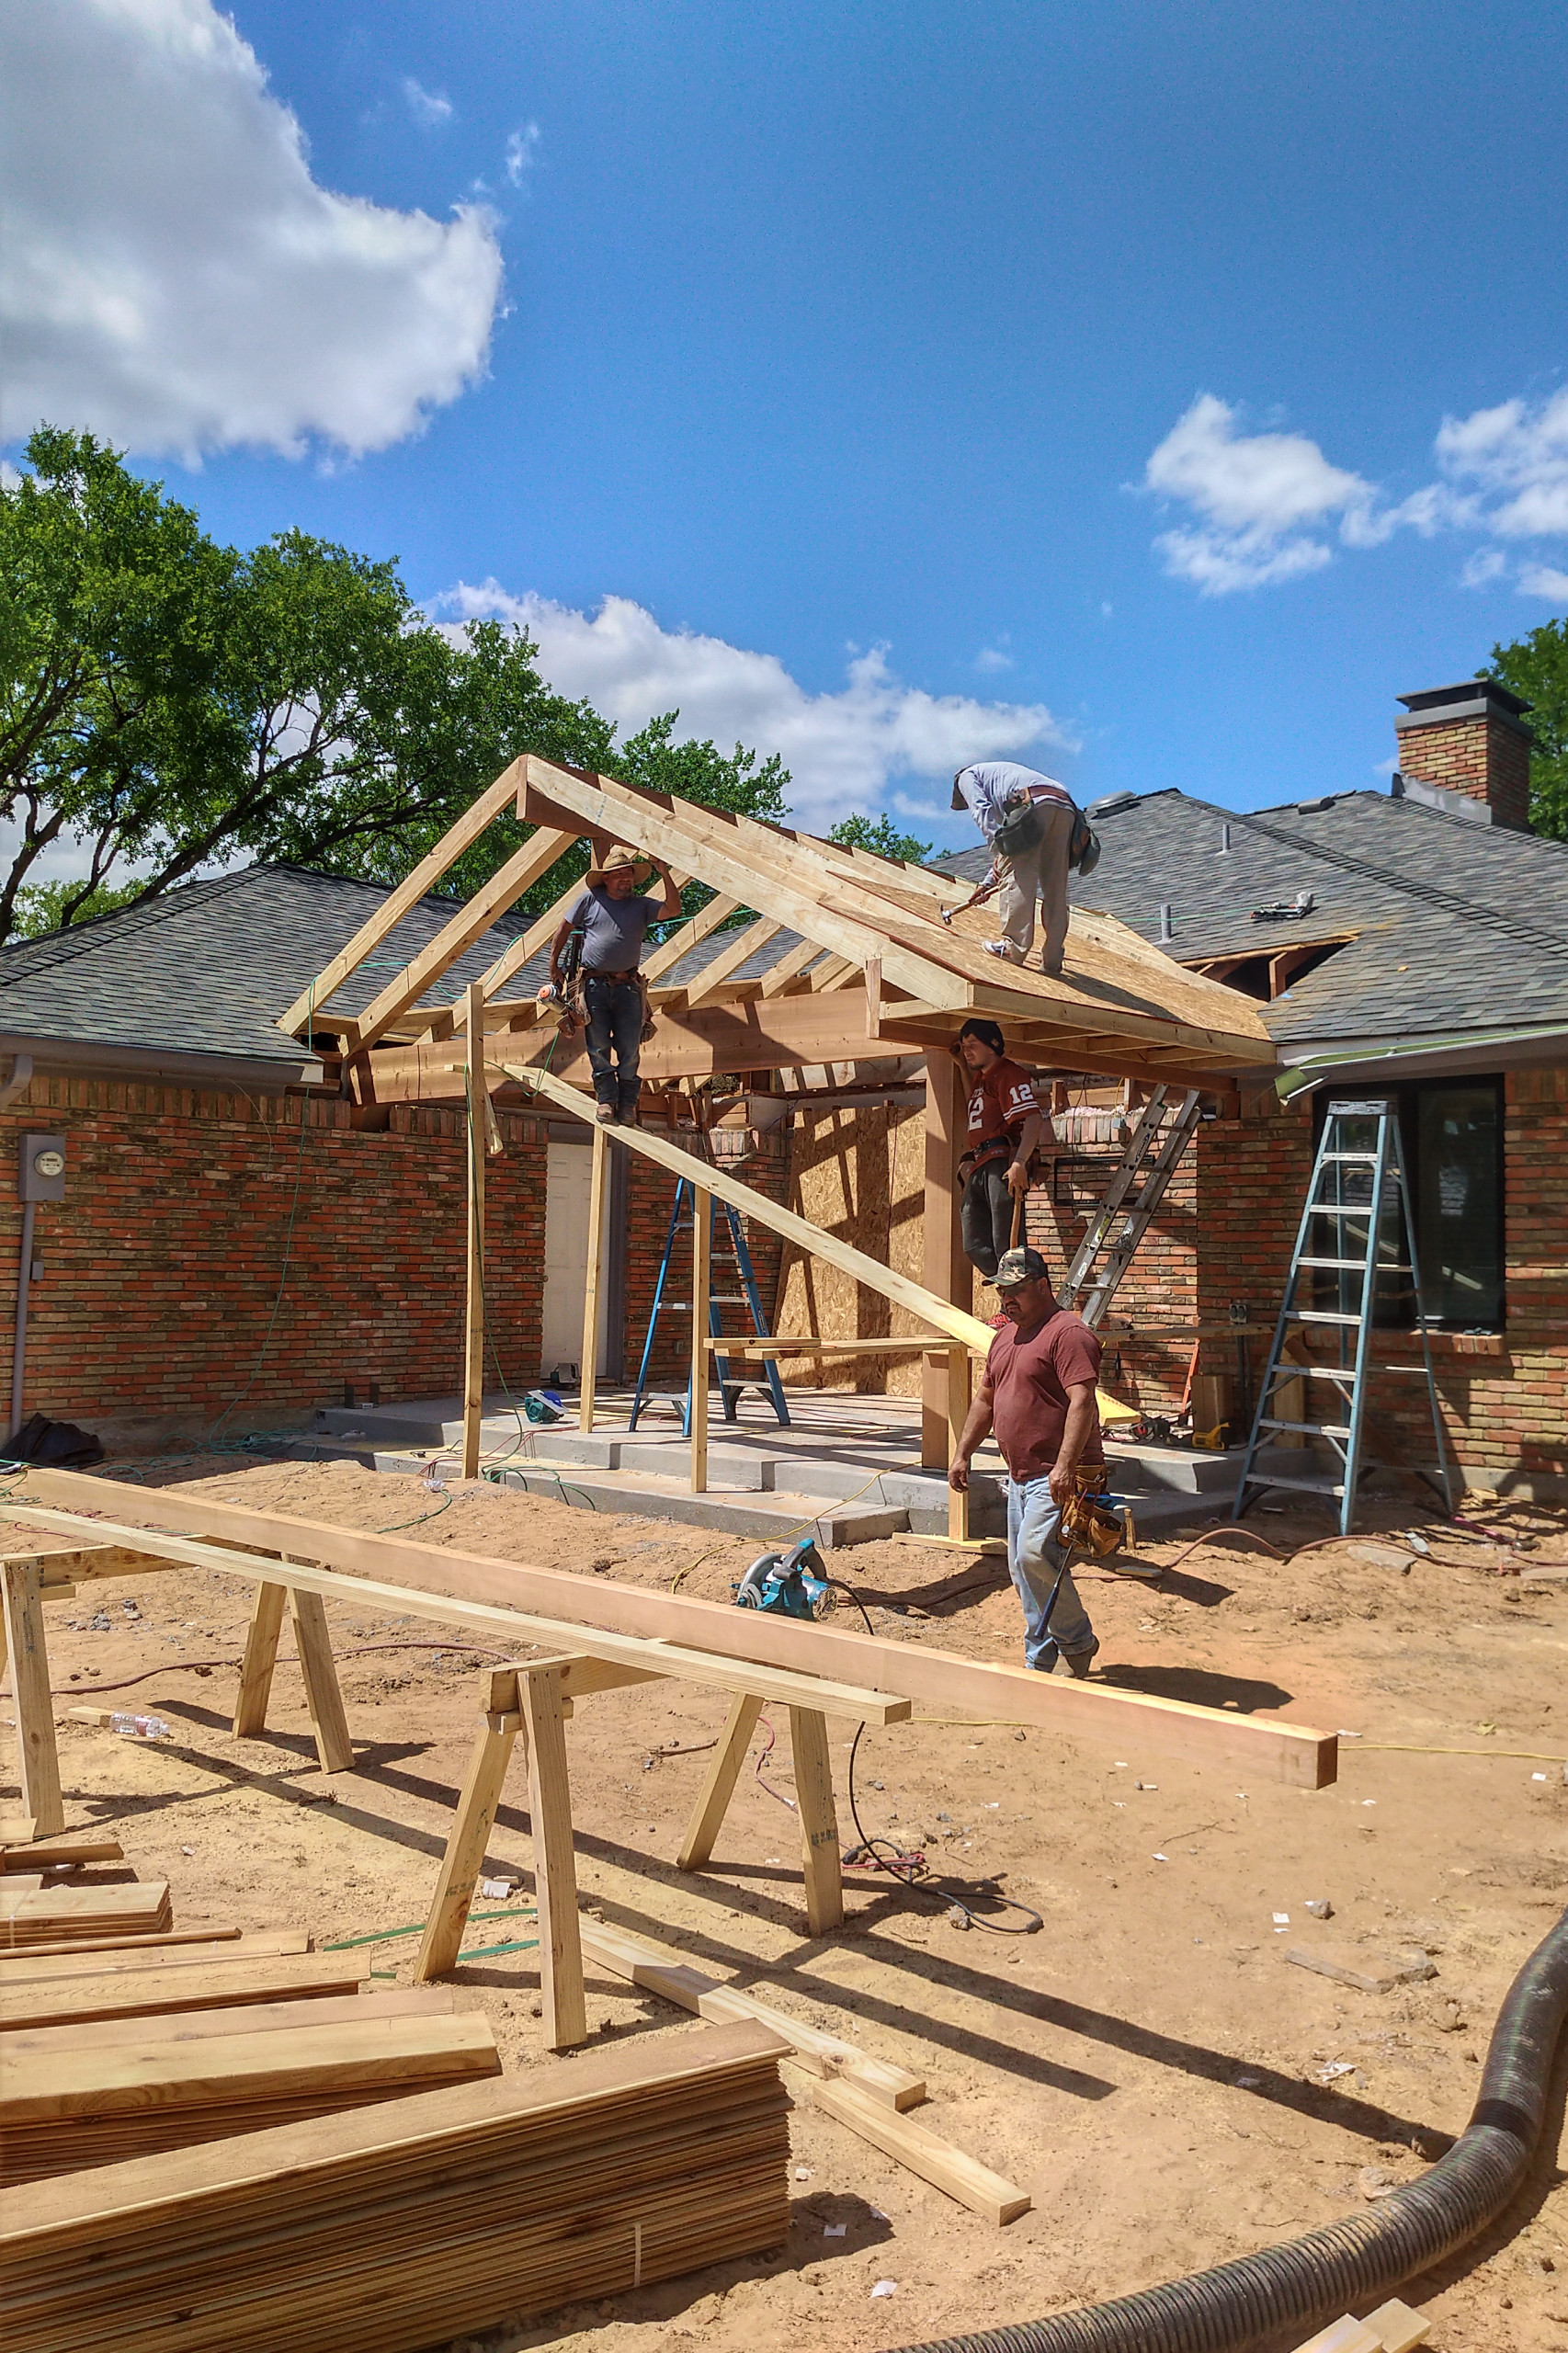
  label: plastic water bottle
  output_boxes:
[108,1712,171,1740]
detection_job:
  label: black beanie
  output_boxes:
[959,1017,1006,1057]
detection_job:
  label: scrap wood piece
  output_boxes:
[0,2018,791,2353]
[1291,2306,1428,2353]
[0,1951,370,2033]
[0,1834,124,1871]
[810,2074,1031,2226]
[0,2009,502,2185]
[1284,1945,1437,1994]
[0,1878,171,1950]
[0,1480,1338,1788]
[580,1916,926,2110]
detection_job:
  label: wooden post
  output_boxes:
[579,1122,608,1431]
[788,1705,844,1934]
[232,1581,287,1737]
[2,1561,64,1837]
[689,1183,711,1494]
[415,1688,521,1984]
[289,1587,355,1773]
[676,1692,763,1870]
[519,1663,587,2049]
[922,1052,970,1469]
[947,1343,973,1543]
[462,979,487,1480]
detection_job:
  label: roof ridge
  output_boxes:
[0,868,259,985]
[1227,806,1568,959]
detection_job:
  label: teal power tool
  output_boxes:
[732,1538,831,1619]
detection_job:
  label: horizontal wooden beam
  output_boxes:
[3,1473,1337,1787]
[508,1059,994,1350]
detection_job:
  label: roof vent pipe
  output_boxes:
[1219,822,1232,853]
[1159,904,1173,943]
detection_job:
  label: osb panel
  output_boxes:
[772,1105,970,1393]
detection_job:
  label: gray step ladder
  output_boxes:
[1059,1086,1204,1328]
[1233,1097,1455,1535]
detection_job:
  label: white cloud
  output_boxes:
[1519,563,1568,600]
[1144,385,1568,597]
[505,123,541,188]
[1460,548,1507,588]
[402,76,453,128]
[1435,388,1568,540]
[974,644,1012,673]
[0,0,505,460]
[434,583,1073,828]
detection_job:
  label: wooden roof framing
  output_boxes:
[281,753,1275,1093]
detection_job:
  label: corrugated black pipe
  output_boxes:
[897,1905,1568,2353]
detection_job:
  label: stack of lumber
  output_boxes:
[0,1833,124,1872]
[1,2018,791,2353]
[0,1877,171,1950]
[0,1949,372,2034]
[0,2000,502,2183]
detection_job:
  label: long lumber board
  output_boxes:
[811,2075,1032,2225]
[0,1952,371,2032]
[4,1985,453,2056]
[0,1472,1338,1786]
[0,1929,310,1984]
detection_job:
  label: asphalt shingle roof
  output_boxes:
[934,788,1568,1047]
[0,864,537,1071]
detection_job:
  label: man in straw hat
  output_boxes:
[550,846,681,1124]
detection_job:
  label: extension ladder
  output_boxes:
[628,1176,790,1433]
[1059,1086,1204,1328]
[1233,1097,1455,1534]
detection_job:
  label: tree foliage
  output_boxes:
[1488,614,1568,840]
[1,428,792,942]
[828,811,934,864]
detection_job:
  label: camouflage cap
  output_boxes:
[989,1245,1049,1290]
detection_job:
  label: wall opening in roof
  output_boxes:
[1183,937,1353,1003]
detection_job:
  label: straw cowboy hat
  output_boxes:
[584,843,657,886]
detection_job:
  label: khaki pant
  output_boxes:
[993,801,1074,975]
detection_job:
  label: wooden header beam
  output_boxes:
[1,1473,1337,1786]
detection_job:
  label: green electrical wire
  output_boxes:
[322,1904,537,1951]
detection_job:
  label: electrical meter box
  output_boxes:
[19,1134,66,1202]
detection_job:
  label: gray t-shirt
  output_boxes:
[957,762,1074,846]
[570,886,662,972]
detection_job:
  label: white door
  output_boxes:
[540,1141,611,1381]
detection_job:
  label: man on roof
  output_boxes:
[954,1017,1047,1279]
[951,759,1084,978]
[549,845,682,1125]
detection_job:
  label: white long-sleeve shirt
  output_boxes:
[955,762,1074,847]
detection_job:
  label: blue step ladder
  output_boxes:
[629,1176,790,1434]
[1233,1097,1455,1535]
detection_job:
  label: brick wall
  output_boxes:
[1398,714,1531,831]
[0,1076,548,1441]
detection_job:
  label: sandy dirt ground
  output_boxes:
[7,1450,1568,2353]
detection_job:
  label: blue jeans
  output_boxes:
[583,973,643,1116]
[1006,1474,1096,1671]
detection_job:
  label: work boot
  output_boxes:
[595,1100,616,1124]
[1061,1639,1099,1679]
[982,938,1024,962]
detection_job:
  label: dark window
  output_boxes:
[1309,1078,1504,1331]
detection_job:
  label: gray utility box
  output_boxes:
[18,1134,66,1202]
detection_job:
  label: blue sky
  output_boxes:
[5,0,1566,847]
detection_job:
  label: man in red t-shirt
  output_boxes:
[953,1018,1045,1279]
[949,1245,1103,1676]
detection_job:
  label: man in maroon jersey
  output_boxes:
[949,1245,1102,1676]
[954,1018,1045,1278]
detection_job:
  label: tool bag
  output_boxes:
[993,789,1101,876]
[1059,1467,1127,1558]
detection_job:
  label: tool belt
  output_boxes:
[1059,1466,1126,1559]
[959,1135,1041,1187]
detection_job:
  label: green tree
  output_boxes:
[1487,614,1568,839]
[828,811,934,864]
[1,428,794,941]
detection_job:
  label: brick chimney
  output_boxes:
[1392,677,1533,831]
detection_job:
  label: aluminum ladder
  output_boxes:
[1059,1086,1204,1328]
[1232,1097,1455,1534]
[628,1176,790,1433]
